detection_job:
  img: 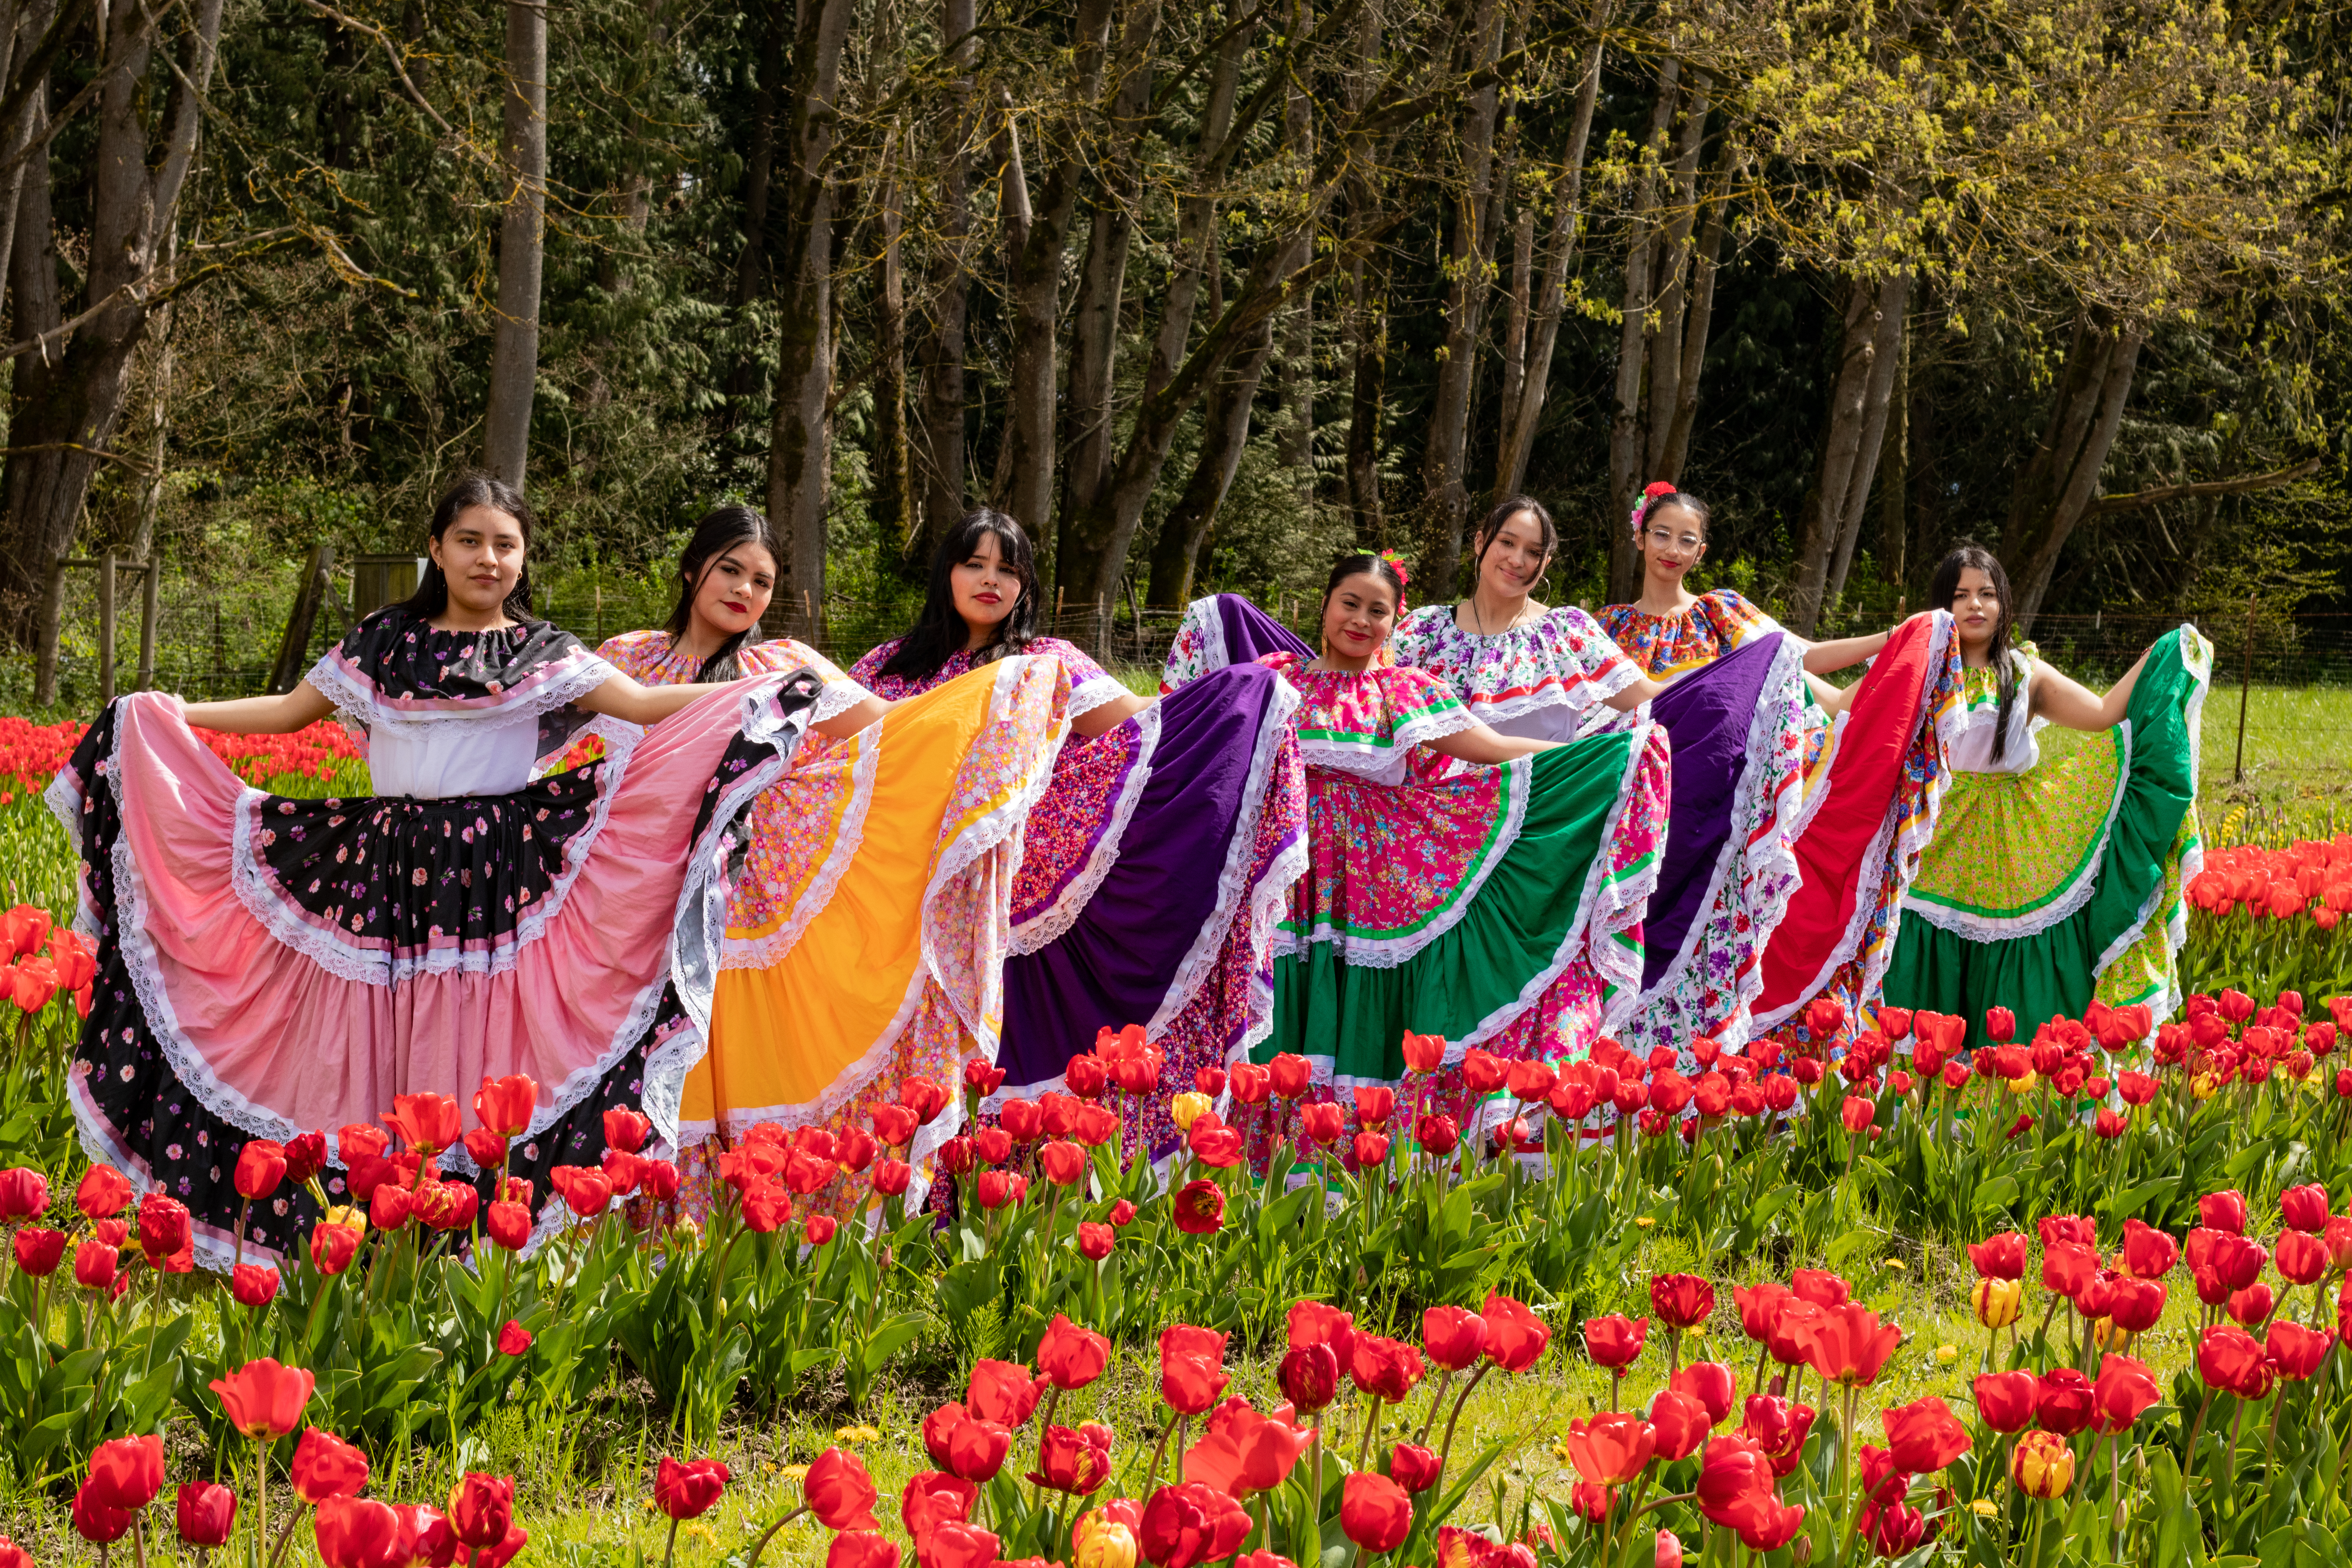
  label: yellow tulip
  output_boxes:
[2011,1430,2074,1499]
[1075,1519,1138,1568]
[1972,1277,2023,1330]
[1170,1091,1212,1131]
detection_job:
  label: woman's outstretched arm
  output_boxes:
[181,682,337,735]
[1425,722,1561,764]
[575,672,734,726]
[1795,627,1893,674]
[2032,645,2153,732]
[1601,674,1668,713]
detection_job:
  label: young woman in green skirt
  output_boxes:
[1883,544,2210,1047]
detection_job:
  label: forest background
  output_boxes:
[0,0,2347,710]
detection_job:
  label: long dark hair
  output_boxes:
[1472,496,1558,586]
[392,473,539,624]
[662,505,784,681]
[1931,542,2020,762]
[879,508,1039,682]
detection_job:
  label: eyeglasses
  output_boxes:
[1644,527,1704,553]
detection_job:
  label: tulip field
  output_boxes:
[0,723,2349,1567]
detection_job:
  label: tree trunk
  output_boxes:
[872,154,913,566]
[1493,0,1610,503]
[1146,314,1278,607]
[0,0,53,334]
[1789,272,1907,633]
[997,0,1118,550]
[913,0,975,562]
[1412,0,1506,598]
[1055,4,1161,583]
[725,0,788,410]
[1642,73,1710,481]
[2,0,226,641]
[483,0,548,488]
[1875,326,1910,601]
[2002,315,2145,627]
[1823,274,1909,609]
[1657,145,1731,480]
[1344,241,1387,548]
[1603,58,1679,603]
[762,0,857,607]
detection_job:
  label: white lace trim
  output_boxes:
[1750,611,1962,1035]
[1628,633,1811,1048]
[43,760,103,937]
[304,646,618,749]
[225,721,648,989]
[1273,751,1534,969]
[1068,673,1131,719]
[1145,676,1305,1035]
[1296,704,1482,787]
[1009,704,1163,957]
[719,728,883,971]
[1392,607,1644,723]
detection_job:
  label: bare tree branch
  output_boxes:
[2083,456,2323,515]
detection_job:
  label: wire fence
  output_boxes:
[10,565,2348,805]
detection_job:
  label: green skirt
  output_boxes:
[1258,722,1669,1088]
[1883,625,2209,1050]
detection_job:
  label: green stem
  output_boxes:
[740,1505,809,1568]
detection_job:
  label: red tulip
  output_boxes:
[2267,1320,2331,1381]
[2109,1276,2167,1334]
[967,1359,1043,1427]
[1160,1324,1231,1414]
[1350,1334,1426,1402]
[1279,1343,1340,1413]
[384,1093,463,1154]
[1798,1303,1900,1387]
[1650,1389,1710,1462]
[1139,1483,1250,1568]
[212,1357,315,1439]
[1882,1396,1971,1470]
[137,1191,191,1266]
[2198,1189,2248,1236]
[498,1320,533,1356]
[315,1495,415,1568]
[1789,1268,1849,1308]
[2196,1324,2272,1397]
[1029,1423,1114,1496]
[13,1227,65,1275]
[1732,1283,1789,1343]
[1482,1291,1551,1371]
[1693,1434,1772,1528]
[309,1222,363,1277]
[0,1167,46,1220]
[900,1473,977,1549]
[801,1447,878,1531]
[1584,1314,1647,1370]
[1171,1179,1223,1234]
[73,1485,133,1545]
[1338,1472,1413,1553]
[1650,1272,1714,1330]
[654,1457,731,1520]
[2042,1241,2098,1301]
[2088,1355,2162,1433]
[1354,1085,1397,1127]
[233,1140,288,1200]
[1183,1401,1312,1496]
[85,1434,165,1509]
[1669,1361,1737,1426]
[473,1075,537,1139]
[1972,1371,2037,1434]
[2275,1229,2330,1287]
[290,1428,370,1503]
[2119,1218,2178,1279]
[1967,1232,2027,1280]
[177,1481,238,1547]
[1038,1313,1110,1390]
[2036,1368,2094,1436]
[1422,1305,1488,1370]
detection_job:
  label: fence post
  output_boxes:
[98,547,118,706]
[33,555,65,707]
[2232,593,2256,784]
[138,557,159,690]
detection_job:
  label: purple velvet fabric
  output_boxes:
[1638,631,1785,987]
[998,661,1289,1085]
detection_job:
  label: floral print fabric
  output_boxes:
[1597,590,1776,679]
[1390,606,1641,727]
